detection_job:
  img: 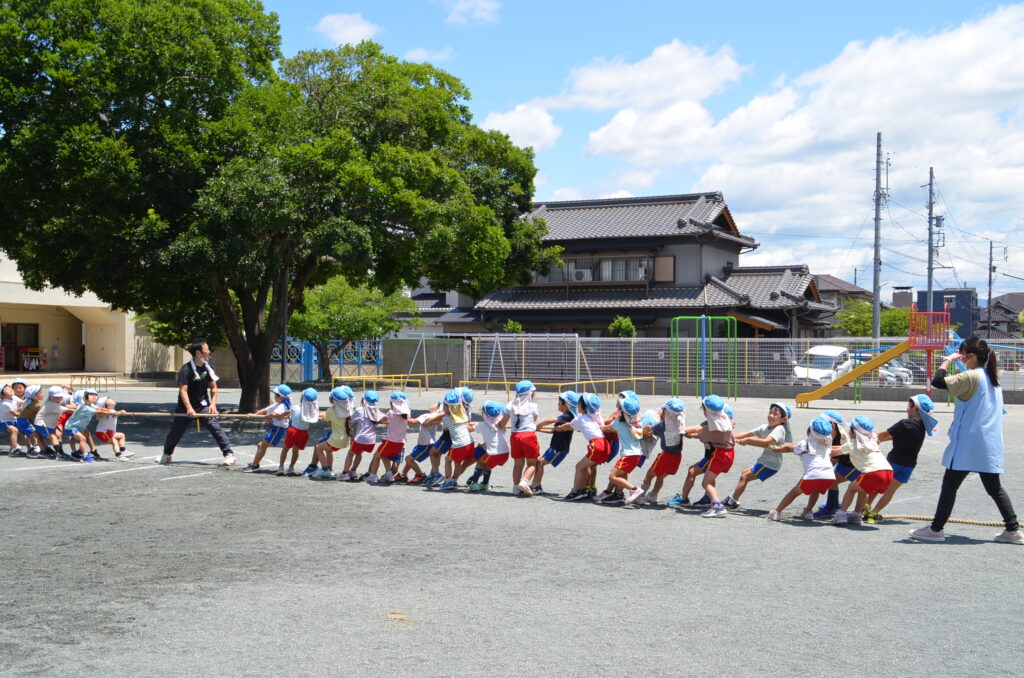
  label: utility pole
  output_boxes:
[872,133,883,340]
[926,167,935,312]
[987,240,994,339]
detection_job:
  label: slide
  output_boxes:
[795,339,912,407]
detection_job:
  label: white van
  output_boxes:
[792,345,853,386]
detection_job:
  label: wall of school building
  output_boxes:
[0,256,178,374]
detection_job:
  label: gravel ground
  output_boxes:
[1,387,1021,677]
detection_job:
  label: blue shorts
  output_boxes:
[317,432,330,444]
[67,426,86,438]
[410,444,433,462]
[637,455,648,467]
[891,462,914,484]
[693,456,712,472]
[473,444,486,461]
[834,462,860,482]
[750,462,778,482]
[606,440,619,463]
[263,425,287,445]
[15,418,36,436]
[37,426,57,437]
[543,447,569,467]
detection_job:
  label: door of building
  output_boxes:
[1,323,39,371]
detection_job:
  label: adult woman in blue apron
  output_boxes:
[910,336,1020,544]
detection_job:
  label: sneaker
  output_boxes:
[381,473,395,484]
[11,448,26,457]
[593,490,611,503]
[517,480,534,497]
[692,495,712,509]
[244,463,262,474]
[644,492,659,505]
[864,512,883,524]
[156,454,172,465]
[812,507,837,520]
[81,453,97,463]
[223,453,237,467]
[299,464,318,477]
[438,478,458,491]
[395,473,409,484]
[585,487,597,499]
[311,468,333,480]
[722,497,740,509]
[909,526,946,542]
[37,449,56,460]
[477,483,489,492]
[531,485,543,495]
[666,494,688,508]
[600,491,624,505]
[336,471,351,481]
[564,489,590,502]
[848,512,863,525]
[994,529,1024,545]
[365,473,379,484]
[357,472,371,482]
[701,504,727,518]
[286,466,297,476]
[115,452,129,462]
[512,486,523,497]
[275,467,287,476]
[91,451,107,461]
[58,452,77,462]
[625,486,646,506]
[27,449,41,459]
[799,510,815,521]
[410,473,427,485]
[830,510,849,525]
[468,481,483,492]
[120,450,135,459]
[768,509,782,522]
[429,474,447,488]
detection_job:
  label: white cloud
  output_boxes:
[533,173,549,188]
[599,190,635,199]
[482,104,562,150]
[315,13,381,45]
[404,46,455,62]
[550,187,585,201]
[443,0,500,26]
[539,40,746,111]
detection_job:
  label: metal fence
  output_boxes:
[271,339,382,383]
[467,335,1024,392]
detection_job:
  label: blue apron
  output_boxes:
[941,367,1004,474]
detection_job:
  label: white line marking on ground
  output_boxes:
[160,471,212,481]
[91,457,222,476]
[9,463,90,472]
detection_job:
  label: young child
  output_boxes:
[342,390,383,481]
[534,391,579,495]
[17,384,48,457]
[64,389,126,462]
[686,395,735,518]
[637,398,686,505]
[1,382,25,455]
[863,394,938,522]
[605,397,647,506]
[768,416,837,521]
[466,400,510,492]
[365,392,412,484]
[38,386,68,459]
[437,388,476,490]
[403,408,439,485]
[308,386,354,480]
[507,380,541,497]
[242,384,292,472]
[812,409,853,519]
[722,402,792,509]
[560,393,611,502]
[830,416,894,526]
[276,388,319,476]
[94,396,134,460]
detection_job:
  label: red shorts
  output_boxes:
[799,478,835,495]
[510,432,540,459]
[651,451,682,477]
[450,443,476,464]
[483,452,509,469]
[56,411,71,430]
[584,438,611,464]
[350,440,375,455]
[614,455,642,473]
[376,440,404,459]
[95,431,115,443]
[857,469,894,495]
[284,427,309,450]
[707,448,735,475]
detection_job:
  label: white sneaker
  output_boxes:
[517,480,534,497]
[644,492,658,505]
[625,486,646,506]
[830,510,849,525]
[909,525,946,542]
[156,454,172,465]
[382,472,395,483]
[366,473,379,484]
[701,505,727,518]
[120,449,135,458]
[799,510,815,521]
[848,511,864,525]
[337,471,351,481]
[593,490,611,502]
[222,453,236,466]
[512,486,523,497]
[768,510,782,522]
[994,529,1023,545]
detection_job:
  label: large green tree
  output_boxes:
[834,299,910,337]
[288,276,420,381]
[0,2,559,410]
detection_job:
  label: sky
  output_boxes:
[261,0,1024,298]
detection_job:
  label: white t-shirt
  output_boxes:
[570,413,605,441]
[0,397,20,423]
[752,423,791,470]
[41,397,67,428]
[95,414,118,433]
[795,439,836,480]
[266,401,290,428]
[478,419,510,455]
[415,413,437,446]
[509,404,539,433]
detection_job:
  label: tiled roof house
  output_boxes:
[411,192,836,337]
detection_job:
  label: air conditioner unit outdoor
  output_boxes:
[573,269,593,282]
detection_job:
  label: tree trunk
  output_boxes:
[314,339,332,382]
[237,358,270,413]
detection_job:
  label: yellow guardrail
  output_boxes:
[331,376,422,397]
[332,372,453,396]
[458,377,657,399]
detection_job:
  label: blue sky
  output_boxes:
[262,1,1024,296]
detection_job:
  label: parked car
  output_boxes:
[886,357,928,385]
[791,346,854,386]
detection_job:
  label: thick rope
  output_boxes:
[880,514,1004,527]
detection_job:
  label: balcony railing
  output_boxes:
[532,255,654,286]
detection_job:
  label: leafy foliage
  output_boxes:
[834,299,909,337]
[608,315,637,338]
[288,276,420,345]
[502,319,524,334]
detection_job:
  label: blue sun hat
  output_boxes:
[910,394,939,436]
[559,390,579,416]
[302,388,318,402]
[363,390,380,404]
[330,386,351,401]
[811,416,832,437]
[618,389,639,402]
[460,386,474,404]
[444,389,461,405]
[483,400,506,418]
[852,415,874,433]
[24,384,41,400]
[664,398,685,413]
[770,401,792,419]
[620,397,641,416]
[581,392,601,413]
[701,394,725,412]
[822,409,845,425]
[391,391,408,402]
[515,380,535,395]
[724,405,734,420]
[272,384,292,398]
